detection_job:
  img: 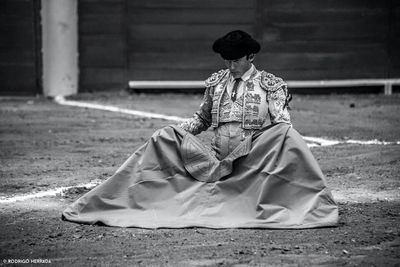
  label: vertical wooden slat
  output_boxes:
[256,0,392,80]
[33,0,42,95]
[0,0,40,95]
[124,0,129,89]
[254,0,264,42]
[127,0,256,81]
[78,0,128,91]
[388,0,400,77]
[76,0,398,89]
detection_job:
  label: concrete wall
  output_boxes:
[41,0,78,96]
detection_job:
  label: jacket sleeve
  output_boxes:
[268,83,291,124]
[178,86,213,135]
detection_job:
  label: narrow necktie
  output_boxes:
[231,78,241,102]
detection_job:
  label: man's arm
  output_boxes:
[268,83,291,124]
[178,86,213,135]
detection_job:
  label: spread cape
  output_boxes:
[62,123,338,229]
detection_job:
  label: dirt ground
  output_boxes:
[0,92,399,266]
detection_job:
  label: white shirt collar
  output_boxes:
[241,64,255,81]
[230,64,255,82]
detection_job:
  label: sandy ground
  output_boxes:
[0,92,399,266]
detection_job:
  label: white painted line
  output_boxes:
[2,96,398,204]
[345,139,400,145]
[0,180,100,204]
[54,96,186,122]
[302,136,341,147]
[54,96,399,147]
[128,79,400,89]
[0,182,396,204]
[332,189,400,203]
[304,136,400,146]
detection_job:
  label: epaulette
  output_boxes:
[260,71,286,92]
[260,71,292,109]
[204,69,229,87]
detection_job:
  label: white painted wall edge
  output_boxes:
[128,79,400,94]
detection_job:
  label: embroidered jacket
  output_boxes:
[179,67,291,135]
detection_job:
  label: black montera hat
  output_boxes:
[212,30,261,60]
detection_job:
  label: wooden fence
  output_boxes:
[0,0,41,95]
[1,0,399,94]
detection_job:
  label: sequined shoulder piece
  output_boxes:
[204,69,229,87]
[260,71,286,92]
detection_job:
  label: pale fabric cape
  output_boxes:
[62,123,338,229]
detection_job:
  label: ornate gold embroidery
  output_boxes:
[268,86,291,124]
[219,91,244,123]
[245,93,261,104]
[178,87,213,135]
[205,69,229,87]
[180,69,292,135]
[246,82,255,91]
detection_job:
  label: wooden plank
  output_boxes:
[129,66,388,81]
[78,0,127,92]
[128,50,390,78]
[391,68,400,77]
[128,58,388,81]
[0,18,35,47]
[390,43,400,68]
[127,68,387,81]
[77,0,396,87]
[79,0,124,14]
[391,6,400,37]
[80,68,127,91]
[0,0,34,16]
[0,17,35,31]
[129,39,215,53]
[265,68,389,80]
[0,0,39,95]
[394,24,400,36]
[263,21,387,42]
[265,9,387,24]
[0,50,36,64]
[79,14,125,34]
[0,66,36,89]
[129,24,254,40]
[256,51,388,70]
[80,0,124,2]
[388,1,400,77]
[129,0,254,9]
[80,36,126,67]
[129,53,219,70]
[257,1,391,80]
[127,69,219,81]
[262,0,386,11]
[129,8,254,24]
[80,48,126,68]
[262,41,386,53]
